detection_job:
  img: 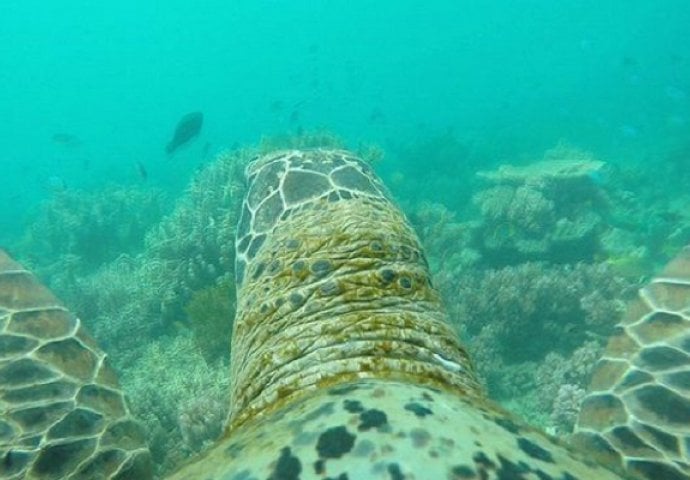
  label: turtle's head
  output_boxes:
[228,149,481,431]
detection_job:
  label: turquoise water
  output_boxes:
[2,1,689,243]
[3,3,690,477]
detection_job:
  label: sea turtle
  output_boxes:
[1,148,689,479]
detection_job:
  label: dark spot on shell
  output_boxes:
[495,417,521,435]
[325,473,348,480]
[410,428,431,448]
[387,463,404,480]
[495,454,530,477]
[450,464,476,479]
[314,459,324,474]
[404,402,432,417]
[398,276,412,289]
[517,437,554,463]
[358,409,387,431]
[315,426,356,459]
[370,240,383,251]
[269,447,301,480]
[343,400,364,414]
[472,451,496,469]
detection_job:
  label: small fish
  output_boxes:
[51,133,81,148]
[166,111,203,155]
[269,100,284,113]
[368,107,385,124]
[135,161,148,181]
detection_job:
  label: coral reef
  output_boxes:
[121,335,230,477]
[408,201,480,276]
[17,185,166,275]
[183,277,236,363]
[143,148,247,323]
[473,143,609,264]
[443,261,631,432]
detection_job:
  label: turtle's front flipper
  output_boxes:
[169,149,628,480]
[575,246,690,480]
[0,250,152,479]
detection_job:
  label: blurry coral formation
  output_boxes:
[444,261,632,432]
[17,184,166,279]
[474,143,609,264]
[184,277,236,363]
[120,335,230,476]
[142,147,246,325]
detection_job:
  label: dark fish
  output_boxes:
[166,111,203,155]
[368,107,385,124]
[51,133,81,147]
[269,100,284,113]
[135,161,148,181]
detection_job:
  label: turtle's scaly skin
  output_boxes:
[170,149,629,479]
[574,245,690,480]
[0,253,152,479]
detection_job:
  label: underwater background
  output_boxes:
[2,0,690,476]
